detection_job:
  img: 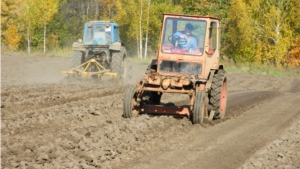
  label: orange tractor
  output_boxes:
[123,14,227,124]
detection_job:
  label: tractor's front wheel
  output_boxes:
[70,51,84,69]
[209,69,227,120]
[193,90,205,124]
[123,85,140,118]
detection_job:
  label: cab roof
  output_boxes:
[163,13,221,21]
[87,21,115,23]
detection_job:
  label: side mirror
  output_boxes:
[205,45,209,54]
[105,22,110,28]
[78,39,82,43]
[88,22,92,28]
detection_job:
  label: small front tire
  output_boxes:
[193,90,205,124]
[123,85,140,118]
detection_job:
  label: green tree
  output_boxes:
[37,0,59,55]
[114,0,182,56]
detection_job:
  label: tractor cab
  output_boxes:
[156,14,221,79]
[161,17,206,55]
[83,21,121,46]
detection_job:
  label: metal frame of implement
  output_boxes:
[61,59,117,79]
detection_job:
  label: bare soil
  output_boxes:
[1,53,300,169]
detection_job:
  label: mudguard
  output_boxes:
[109,42,121,51]
[72,42,85,51]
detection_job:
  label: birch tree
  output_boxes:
[40,0,58,55]
[21,0,39,55]
[139,0,143,58]
[144,0,151,58]
[114,0,182,56]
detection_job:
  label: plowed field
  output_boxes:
[1,54,300,169]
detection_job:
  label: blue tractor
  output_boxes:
[63,21,128,80]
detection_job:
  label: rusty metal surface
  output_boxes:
[124,14,225,120]
[143,105,191,116]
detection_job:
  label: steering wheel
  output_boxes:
[168,35,187,46]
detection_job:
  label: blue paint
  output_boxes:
[82,21,120,45]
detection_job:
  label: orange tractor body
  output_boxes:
[123,14,227,124]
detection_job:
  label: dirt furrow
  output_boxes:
[118,92,300,169]
[2,54,300,169]
[1,85,124,118]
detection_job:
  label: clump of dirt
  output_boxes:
[1,82,193,169]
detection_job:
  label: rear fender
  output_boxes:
[205,65,225,91]
[109,42,121,51]
[72,42,85,51]
[149,59,158,71]
[218,64,224,70]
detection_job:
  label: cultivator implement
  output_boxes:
[61,59,117,80]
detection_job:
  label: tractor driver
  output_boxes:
[172,23,197,52]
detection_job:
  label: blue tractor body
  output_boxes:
[66,21,128,79]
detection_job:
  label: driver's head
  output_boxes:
[185,23,193,35]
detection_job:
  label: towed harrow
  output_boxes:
[61,58,117,80]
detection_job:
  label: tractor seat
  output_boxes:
[94,32,106,41]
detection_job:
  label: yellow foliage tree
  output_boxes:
[226,0,256,62]
[226,0,300,66]
[5,25,21,50]
[1,0,23,49]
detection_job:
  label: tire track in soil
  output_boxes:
[157,90,280,127]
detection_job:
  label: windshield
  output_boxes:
[161,18,206,56]
[84,24,112,45]
[159,60,202,75]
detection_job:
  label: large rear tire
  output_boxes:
[123,85,140,118]
[209,69,227,119]
[111,47,128,81]
[70,51,84,69]
[193,90,205,124]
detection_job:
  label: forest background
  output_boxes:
[1,0,300,67]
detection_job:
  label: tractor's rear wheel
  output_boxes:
[193,90,205,124]
[111,47,128,81]
[123,85,140,118]
[209,69,227,119]
[70,51,84,69]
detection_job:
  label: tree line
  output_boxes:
[1,0,300,66]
